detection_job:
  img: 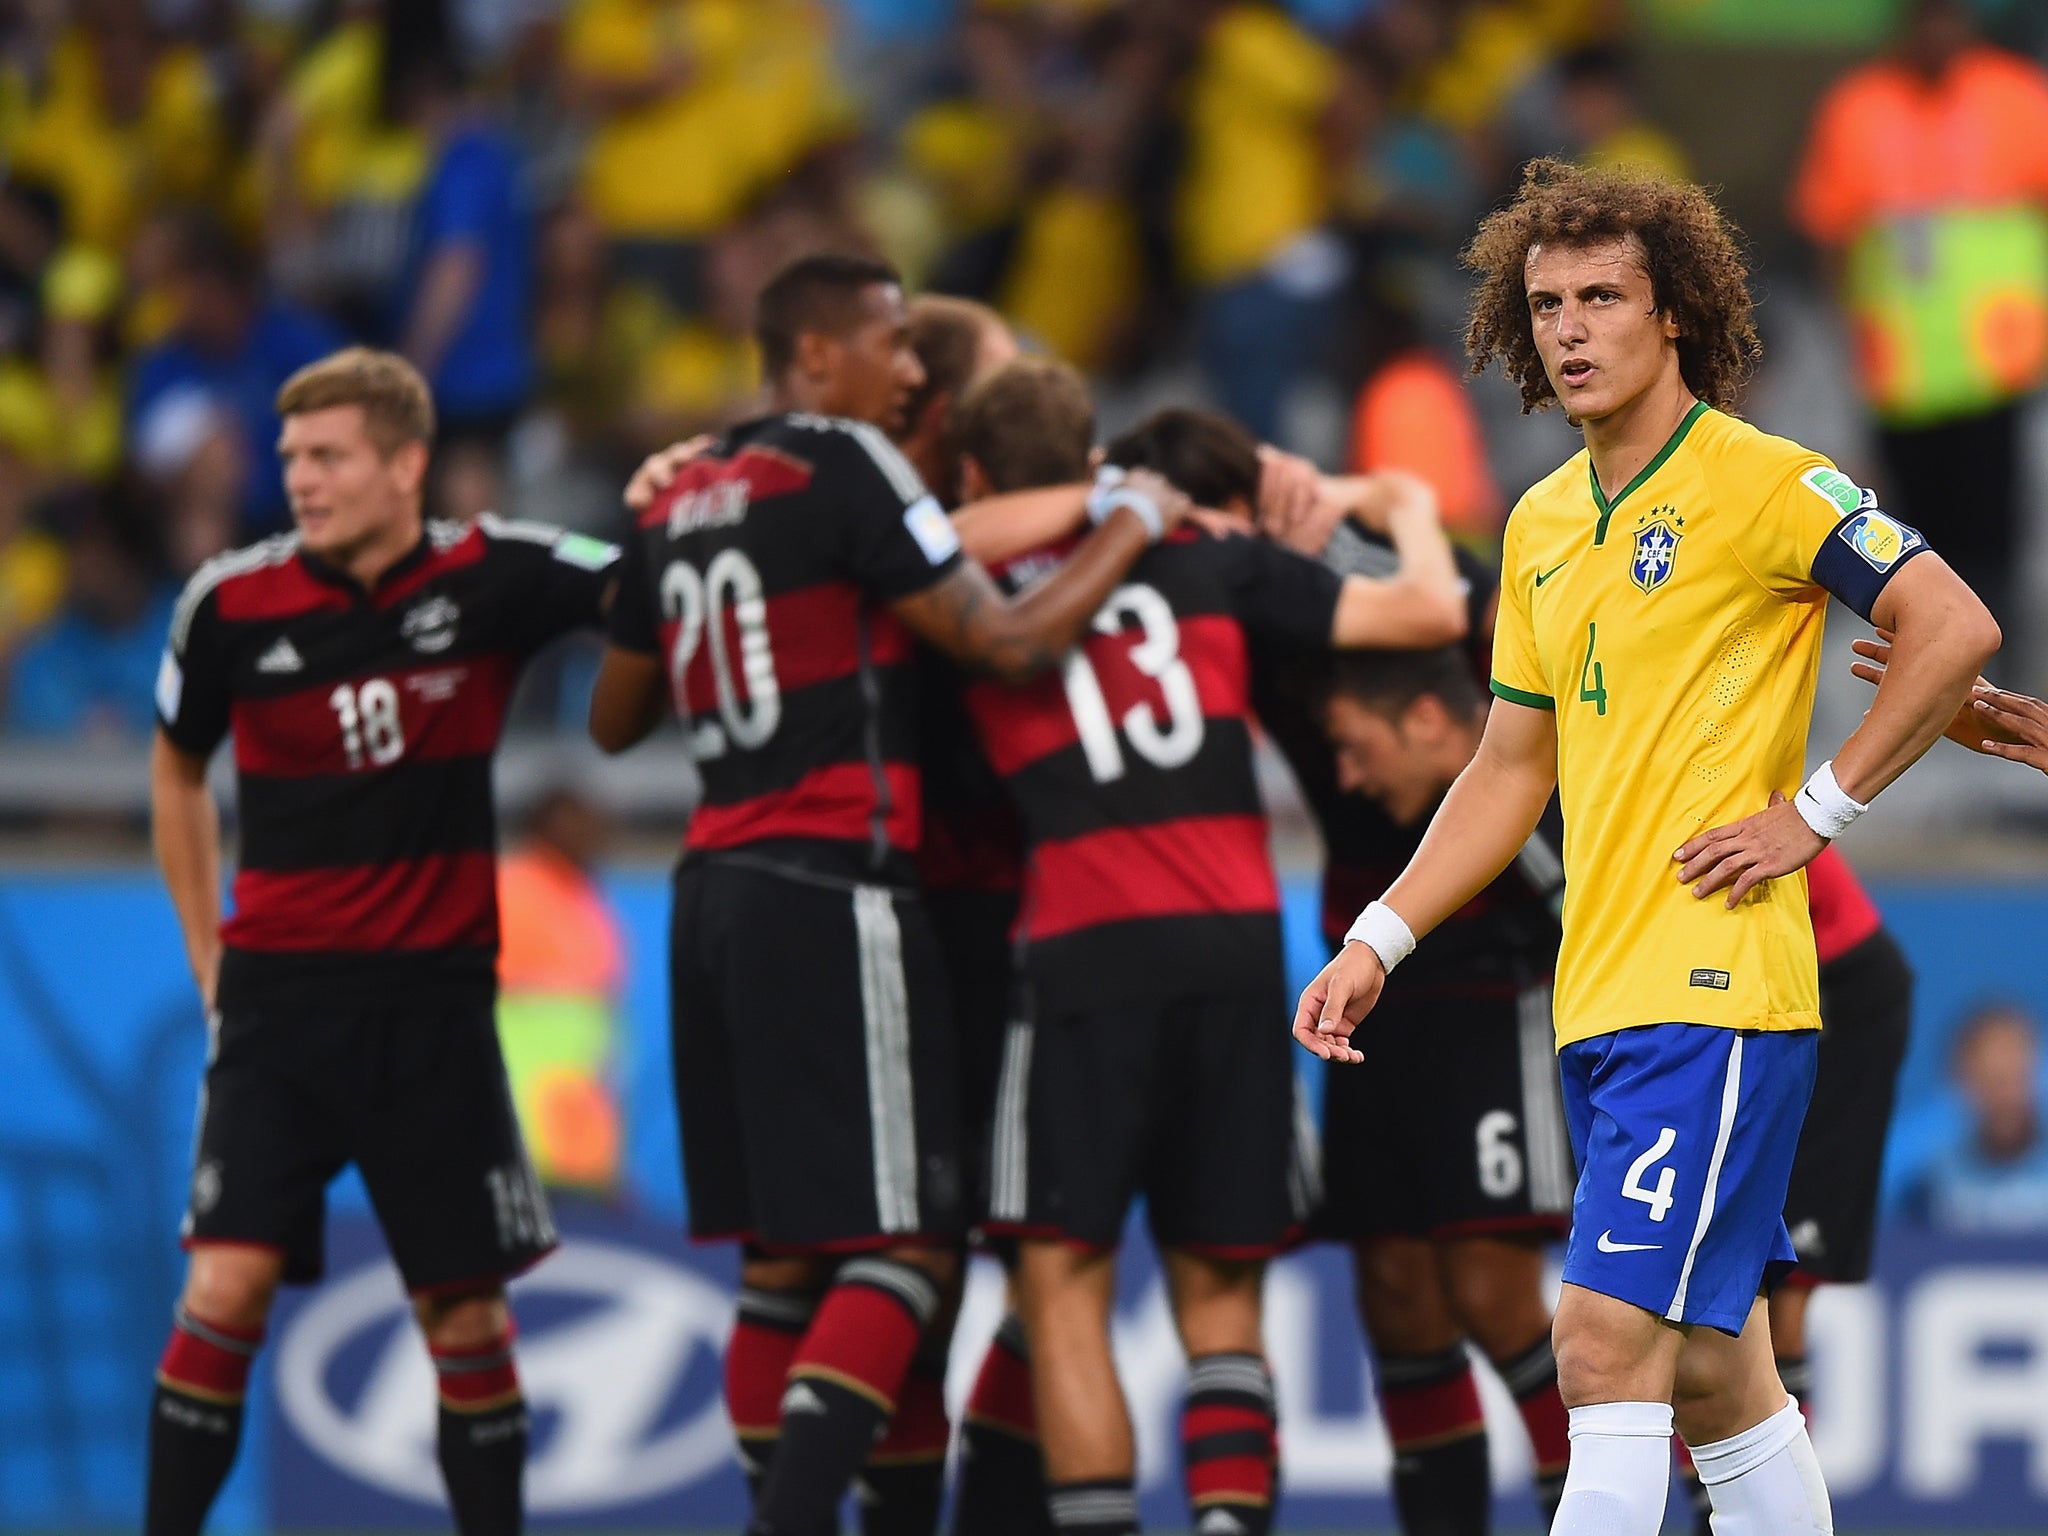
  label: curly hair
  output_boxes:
[1462,158,1760,414]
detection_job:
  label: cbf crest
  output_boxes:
[1630,509,1682,594]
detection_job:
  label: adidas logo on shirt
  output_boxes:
[256,636,304,674]
[1197,1510,1249,1536]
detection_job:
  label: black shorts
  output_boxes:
[984,983,1315,1255]
[925,887,1019,1223]
[1317,984,1574,1243]
[1783,928,1913,1283]
[183,993,556,1292]
[670,858,965,1250]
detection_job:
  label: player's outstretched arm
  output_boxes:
[588,645,667,753]
[151,732,223,1011]
[1327,473,1467,649]
[1680,555,2001,905]
[891,471,1192,683]
[1850,633,2048,772]
[1294,698,1558,1062]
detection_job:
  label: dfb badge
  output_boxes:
[402,594,461,654]
[1630,519,1680,594]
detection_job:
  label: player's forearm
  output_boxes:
[1833,565,2002,803]
[1381,743,1554,940]
[150,738,222,1007]
[976,508,1150,682]
[950,485,1090,566]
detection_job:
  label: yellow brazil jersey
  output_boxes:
[1490,402,1917,1048]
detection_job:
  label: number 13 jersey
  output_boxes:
[966,527,1342,1011]
[157,515,621,1009]
[608,414,964,884]
[1490,402,1932,1048]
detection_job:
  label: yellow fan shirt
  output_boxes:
[1491,402,1928,1047]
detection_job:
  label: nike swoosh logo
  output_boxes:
[1535,561,1569,587]
[1596,1230,1661,1253]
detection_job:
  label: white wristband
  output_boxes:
[1793,760,1867,841]
[1086,465,1164,543]
[1344,900,1416,973]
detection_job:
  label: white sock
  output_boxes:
[1551,1400,1674,1535]
[1687,1397,1833,1534]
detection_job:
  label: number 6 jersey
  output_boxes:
[607,414,964,884]
[157,515,620,1009]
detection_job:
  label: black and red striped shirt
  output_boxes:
[966,527,1342,1010]
[156,516,621,1008]
[1247,526,1562,998]
[608,413,962,884]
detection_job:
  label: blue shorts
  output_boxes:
[1559,1024,1816,1335]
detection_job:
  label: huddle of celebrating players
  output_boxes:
[142,157,2040,1536]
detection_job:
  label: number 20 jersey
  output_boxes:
[965,528,1342,1011]
[608,413,964,883]
[156,516,620,1009]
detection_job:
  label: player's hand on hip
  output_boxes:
[623,436,715,510]
[1291,942,1385,1064]
[1674,792,1827,909]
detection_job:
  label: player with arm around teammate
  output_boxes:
[951,361,1466,1536]
[586,255,1190,1536]
[148,349,621,1536]
[1296,160,1999,1536]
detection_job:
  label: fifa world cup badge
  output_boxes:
[1630,518,1681,593]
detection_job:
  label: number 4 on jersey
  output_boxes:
[1622,1126,1678,1222]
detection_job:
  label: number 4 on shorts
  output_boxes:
[1622,1126,1677,1222]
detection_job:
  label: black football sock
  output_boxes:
[145,1305,262,1536]
[431,1328,528,1536]
[751,1257,940,1536]
[859,1334,952,1536]
[1376,1348,1490,1536]
[951,1315,1052,1536]
[1047,1476,1138,1536]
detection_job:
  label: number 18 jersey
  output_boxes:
[609,413,963,883]
[965,527,1341,1011]
[1490,402,1930,1047]
[157,516,620,1009]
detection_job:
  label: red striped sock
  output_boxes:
[727,1286,819,1498]
[158,1306,261,1403]
[147,1307,263,1536]
[428,1322,527,1536]
[1377,1348,1488,1536]
[1494,1333,1570,1520]
[1181,1352,1276,1536]
[429,1327,522,1414]
[755,1257,940,1536]
[952,1315,1050,1536]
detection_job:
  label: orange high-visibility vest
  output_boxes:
[1792,46,2048,425]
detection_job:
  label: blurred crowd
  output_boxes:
[4,0,2048,742]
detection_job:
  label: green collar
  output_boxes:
[1590,399,1709,545]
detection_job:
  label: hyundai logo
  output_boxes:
[273,1239,736,1511]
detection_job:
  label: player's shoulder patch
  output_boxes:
[902,494,961,566]
[1797,464,1867,521]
